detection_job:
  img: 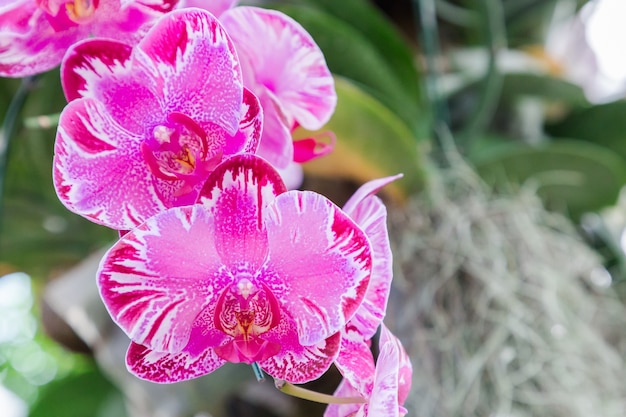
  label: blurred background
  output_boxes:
[3,0,626,416]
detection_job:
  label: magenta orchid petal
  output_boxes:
[0,0,175,77]
[335,324,376,394]
[263,190,372,346]
[54,98,167,229]
[259,331,341,383]
[292,131,336,163]
[61,38,162,134]
[176,0,237,17]
[380,325,412,406]
[98,205,227,353]
[126,342,226,383]
[343,175,402,339]
[223,87,262,155]
[255,90,294,168]
[220,6,336,130]
[135,8,243,135]
[198,154,287,271]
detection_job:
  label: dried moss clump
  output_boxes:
[388,158,626,417]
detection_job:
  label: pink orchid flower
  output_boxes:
[97,154,373,383]
[185,3,336,168]
[325,325,412,417]
[53,9,262,230]
[334,175,401,387]
[0,0,177,77]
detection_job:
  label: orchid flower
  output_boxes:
[97,154,373,383]
[0,0,177,77]
[53,9,262,230]
[181,2,336,169]
[325,325,412,417]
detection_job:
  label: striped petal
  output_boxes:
[198,154,286,272]
[263,190,372,346]
[342,175,401,339]
[53,98,167,230]
[98,205,230,353]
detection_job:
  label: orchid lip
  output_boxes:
[214,278,282,364]
[142,112,223,185]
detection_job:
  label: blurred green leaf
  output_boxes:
[546,100,626,159]
[29,368,126,417]
[270,3,427,139]
[470,140,626,219]
[0,70,116,279]
[299,76,429,199]
[501,73,589,106]
[298,0,422,101]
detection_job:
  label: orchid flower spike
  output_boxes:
[53,9,262,230]
[0,0,177,77]
[97,154,373,384]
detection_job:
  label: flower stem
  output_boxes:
[274,379,366,405]
[251,362,265,382]
[0,75,39,228]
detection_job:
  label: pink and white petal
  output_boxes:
[335,325,376,395]
[61,39,163,135]
[198,154,286,270]
[221,7,336,129]
[379,325,412,406]
[275,160,304,190]
[175,0,237,17]
[126,342,226,383]
[221,87,262,155]
[135,9,243,135]
[342,175,403,215]
[367,339,402,417]
[53,98,165,230]
[98,205,230,353]
[263,191,372,346]
[324,379,366,417]
[343,176,402,339]
[0,7,85,77]
[259,329,341,383]
[256,89,294,169]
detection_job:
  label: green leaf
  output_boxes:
[500,73,589,106]
[470,140,626,219]
[269,3,427,138]
[299,77,429,199]
[297,0,422,101]
[546,100,626,160]
[29,369,126,417]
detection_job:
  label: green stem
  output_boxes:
[274,379,366,405]
[252,362,265,382]
[0,75,39,229]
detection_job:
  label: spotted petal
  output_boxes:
[259,330,341,383]
[136,8,243,135]
[263,190,372,346]
[334,324,376,395]
[126,341,225,383]
[98,205,230,353]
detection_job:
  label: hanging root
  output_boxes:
[388,156,626,417]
